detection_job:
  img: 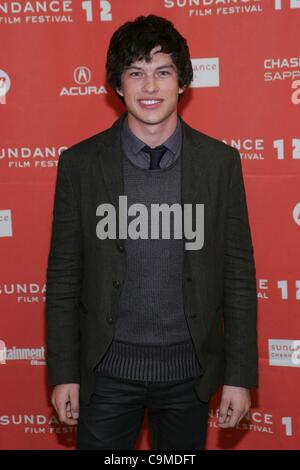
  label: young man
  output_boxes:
[46,15,258,450]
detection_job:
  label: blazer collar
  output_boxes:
[98,111,208,198]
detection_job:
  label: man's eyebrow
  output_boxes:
[124,64,175,70]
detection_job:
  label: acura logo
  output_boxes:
[74,66,91,85]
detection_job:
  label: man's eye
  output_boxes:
[129,70,170,77]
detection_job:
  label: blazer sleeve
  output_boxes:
[223,148,259,389]
[45,151,82,386]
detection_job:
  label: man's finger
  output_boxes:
[66,402,72,418]
[225,409,232,423]
[220,408,243,428]
[218,398,230,424]
[70,388,80,419]
[56,399,78,425]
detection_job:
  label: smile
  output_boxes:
[138,99,163,109]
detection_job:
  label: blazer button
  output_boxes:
[186,277,193,283]
[106,316,114,324]
[190,312,197,318]
[112,280,121,288]
[117,244,125,253]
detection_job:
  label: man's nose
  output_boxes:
[142,75,159,93]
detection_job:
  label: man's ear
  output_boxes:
[116,88,124,97]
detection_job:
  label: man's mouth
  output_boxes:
[138,99,163,109]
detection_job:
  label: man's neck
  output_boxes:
[127,112,178,148]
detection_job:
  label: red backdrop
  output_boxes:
[0,0,299,450]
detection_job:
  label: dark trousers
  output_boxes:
[76,372,210,450]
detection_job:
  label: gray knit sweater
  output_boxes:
[96,119,202,382]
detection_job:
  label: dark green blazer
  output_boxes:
[46,112,258,404]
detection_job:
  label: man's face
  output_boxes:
[116,46,185,126]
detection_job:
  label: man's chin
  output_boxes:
[129,110,173,126]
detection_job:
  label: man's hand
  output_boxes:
[51,384,80,426]
[218,385,251,428]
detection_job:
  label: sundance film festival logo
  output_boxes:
[0,70,11,104]
[0,145,66,170]
[256,279,300,301]
[0,414,76,435]
[0,0,112,25]
[164,0,263,17]
[269,339,300,367]
[209,408,274,434]
[222,137,300,161]
[190,58,220,88]
[222,137,264,161]
[60,66,107,97]
[96,196,204,251]
[0,282,46,304]
[0,210,13,237]
[0,0,73,24]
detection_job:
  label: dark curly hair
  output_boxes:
[106,14,193,102]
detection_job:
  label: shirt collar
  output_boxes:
[121,114,182,156]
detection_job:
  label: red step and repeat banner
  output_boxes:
[0,0,299,450]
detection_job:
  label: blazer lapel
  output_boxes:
[179,115,209,208]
